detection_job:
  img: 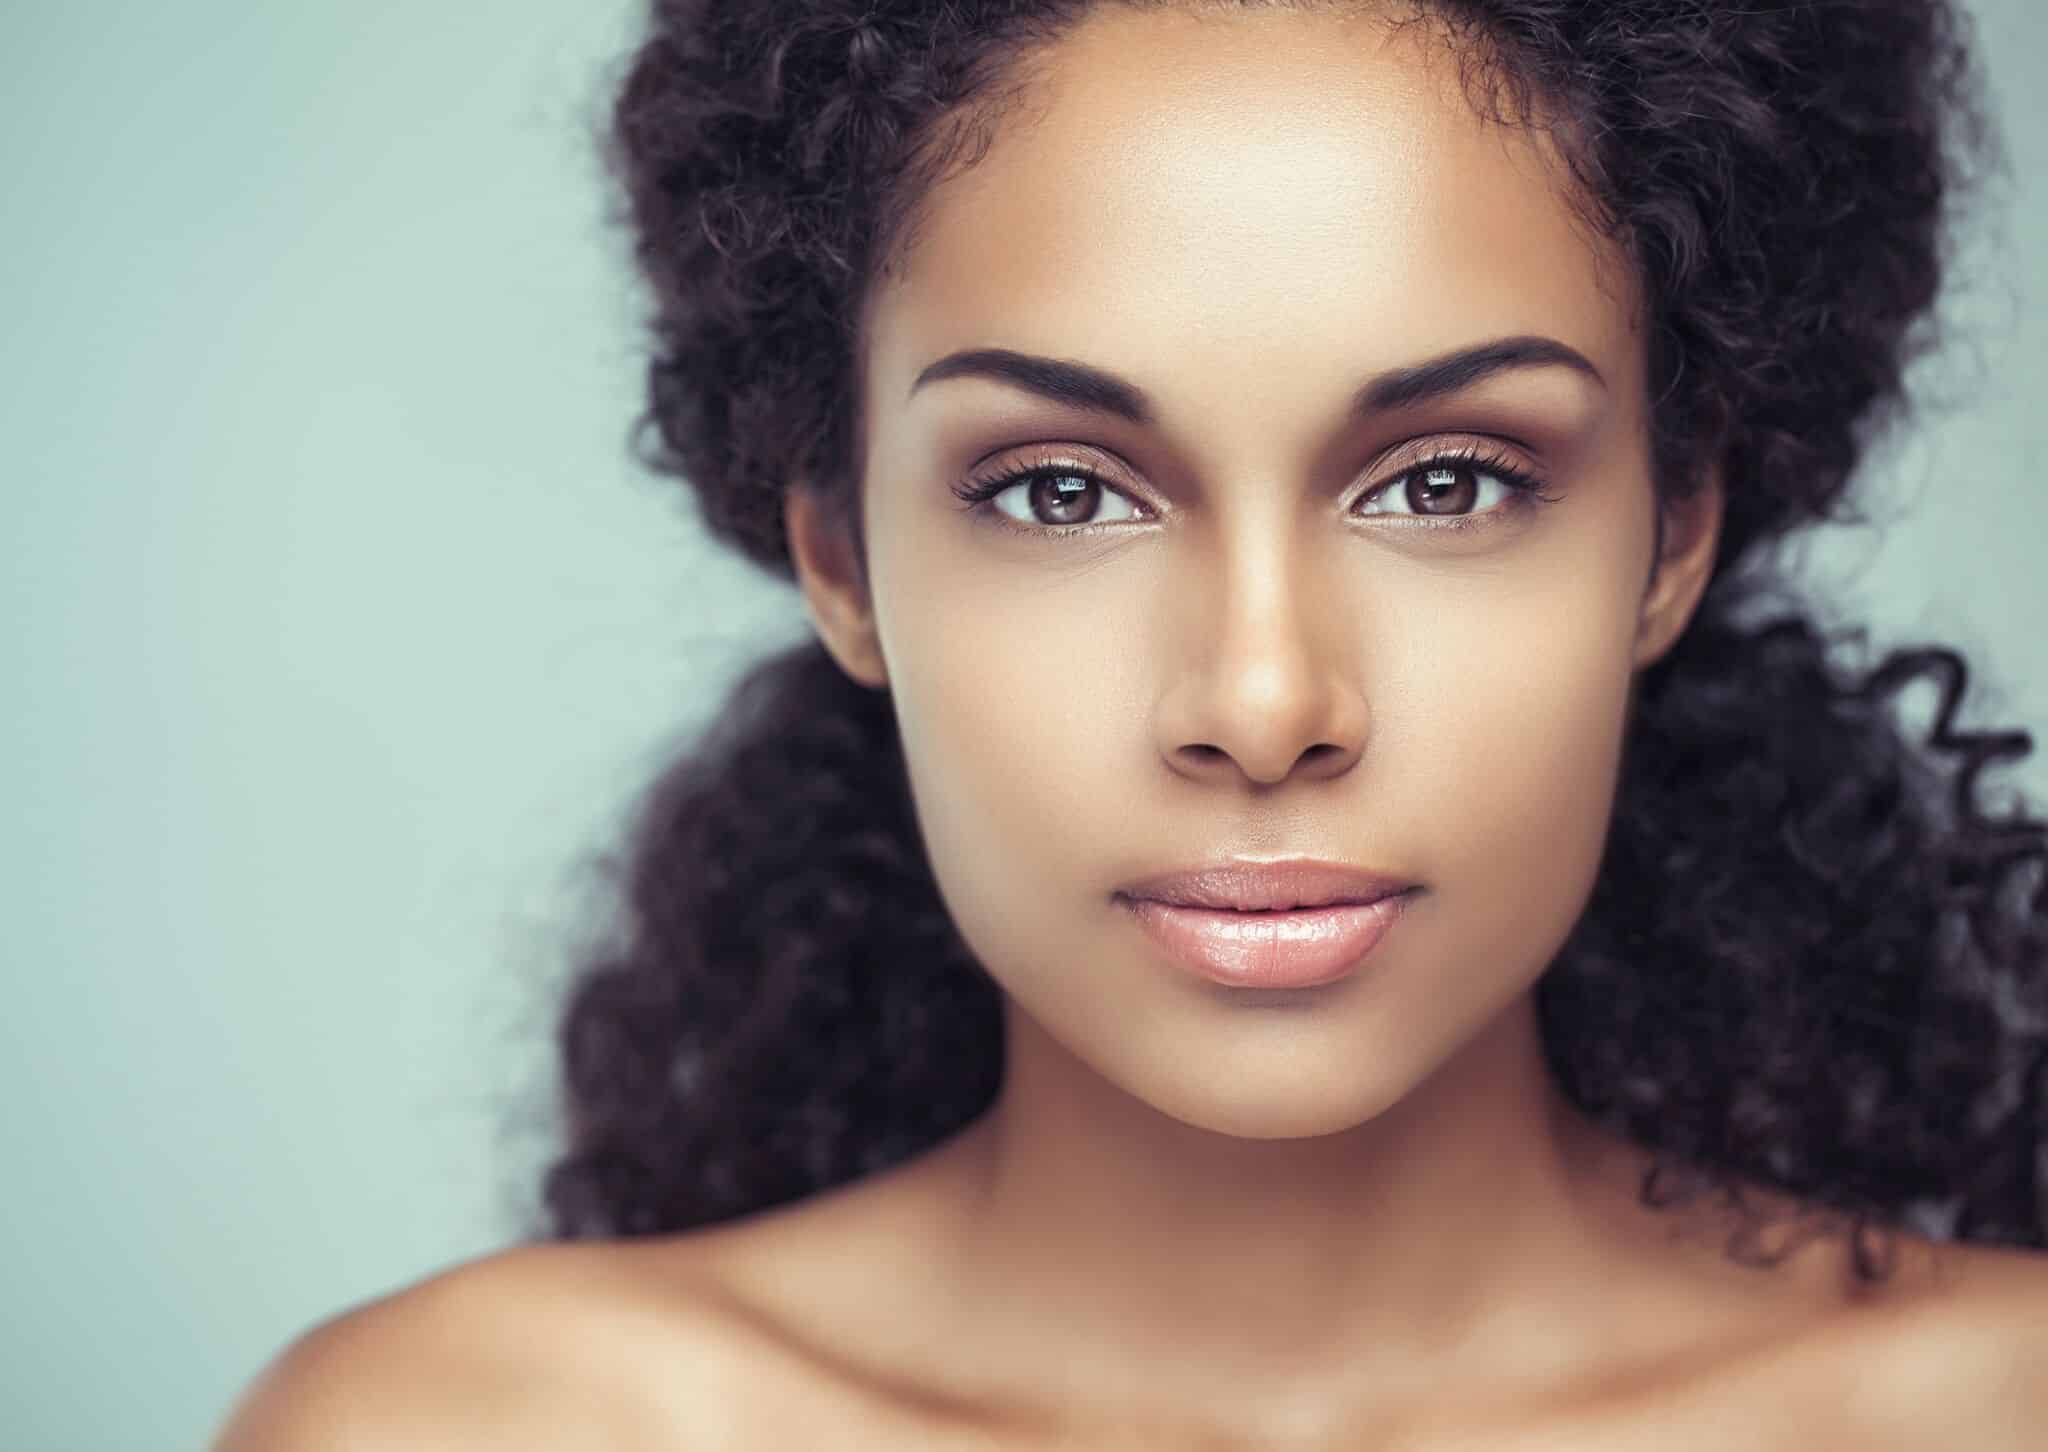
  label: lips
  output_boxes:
[1111,857,1421,989]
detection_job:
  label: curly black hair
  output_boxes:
[527,0,2048,1284]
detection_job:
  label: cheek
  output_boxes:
[884,572,1136,945]
[1388,547,1641,959]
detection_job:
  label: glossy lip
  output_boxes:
[1120,892,1416,989]
[1112,857,1418,912]
[1112,857,1422,990]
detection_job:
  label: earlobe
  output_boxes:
[785,483,890,690]
[1632,469,1725,670]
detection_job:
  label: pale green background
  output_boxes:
[2,2,2043,1448]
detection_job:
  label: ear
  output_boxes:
[785,483,890,690]
[1631,464,1725,670]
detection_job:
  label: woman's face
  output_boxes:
[794,5,1720,1138]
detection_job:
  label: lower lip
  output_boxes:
[1118,891,1416,990]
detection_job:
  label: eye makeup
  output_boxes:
[948,438,1565,541]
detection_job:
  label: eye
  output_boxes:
[1354,450,1554,524]
[950,459,1146,534]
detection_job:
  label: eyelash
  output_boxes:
[949,441,1562,539]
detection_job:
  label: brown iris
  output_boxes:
[1030,472,1101,526]
[1403,464,1480,516]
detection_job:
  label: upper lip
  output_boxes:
[1115,857,1418,912]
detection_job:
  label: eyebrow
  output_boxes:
[907,334,1605,425]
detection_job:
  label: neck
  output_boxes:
[932,992,1670,1436]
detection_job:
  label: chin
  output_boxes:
[1118,1055,1426,1142]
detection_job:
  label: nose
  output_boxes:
[1152,546,1369,789]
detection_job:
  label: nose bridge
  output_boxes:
[1204,495,1327,675]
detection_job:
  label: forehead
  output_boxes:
[865,6,1640,431]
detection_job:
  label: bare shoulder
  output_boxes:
[1862,1237,2048,1440]
[209,1239,757,1451]
[210,1147,981,1452]
[1491,1235,2043,1452]
[1718,1235,2048,1451]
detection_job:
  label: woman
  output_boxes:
[218,1,2048,1447]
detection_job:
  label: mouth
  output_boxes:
[1118,892,1416,990]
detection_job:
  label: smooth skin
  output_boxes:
[216,7,2048,1450]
